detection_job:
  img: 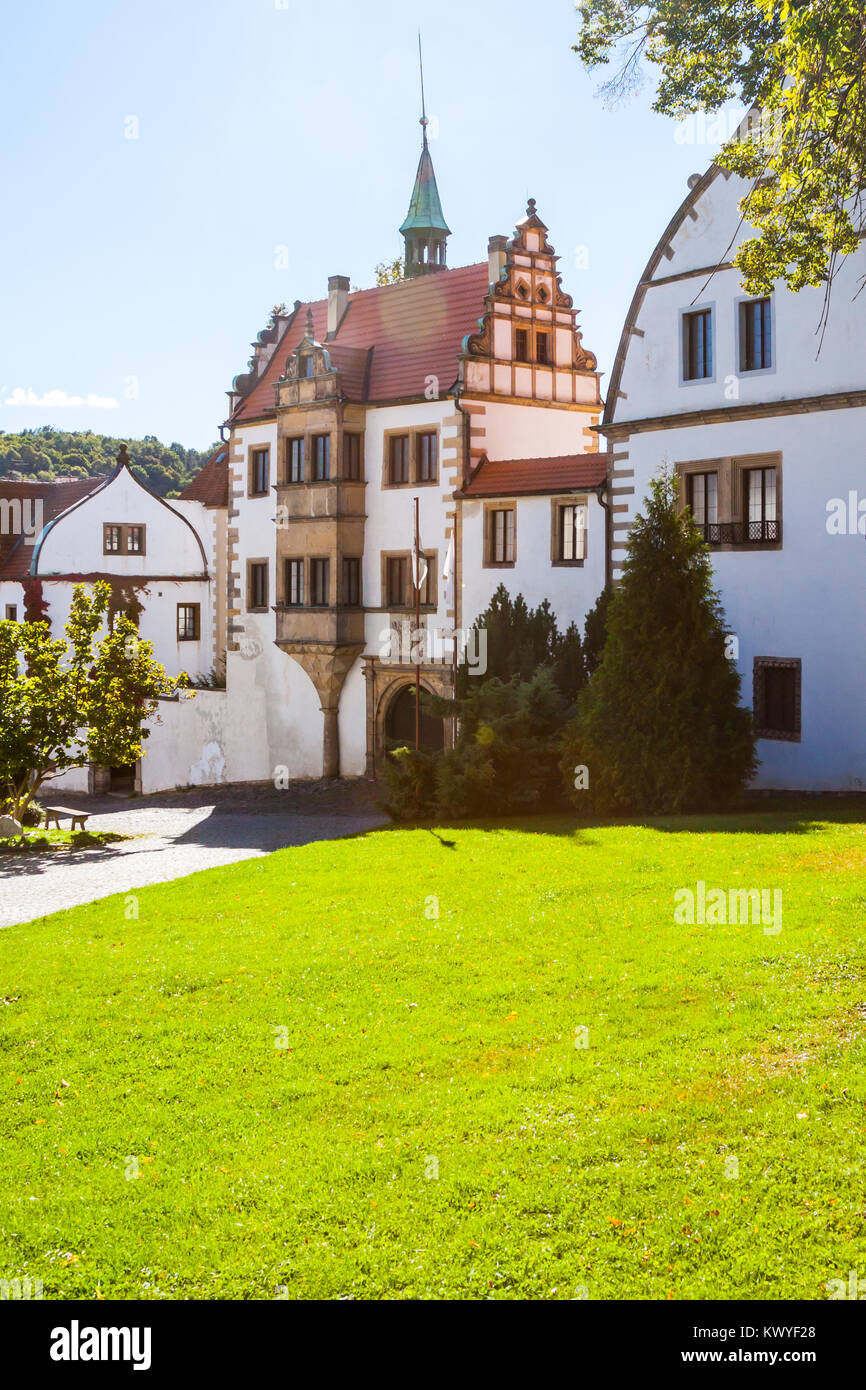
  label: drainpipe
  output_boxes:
[593,481,612,589]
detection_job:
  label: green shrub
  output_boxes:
[380,746,438,821]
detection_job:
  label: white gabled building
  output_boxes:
[600,154,866,790]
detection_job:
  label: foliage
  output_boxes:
[582,583,612,677]
[561,473,756,814]
[374,257,405,285]
[1,803,864,1296]
[433,669,574,819]
[380,744,439,821]
[0,582,186,823]
[575,1,866,326]
[459,585,586,699]
[0,427,219,498]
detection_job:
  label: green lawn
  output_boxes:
[1,803,865,1300]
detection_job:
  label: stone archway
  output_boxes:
[362,657,454,777]
[384,683,445,752]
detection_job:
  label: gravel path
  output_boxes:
[0,782,388,929]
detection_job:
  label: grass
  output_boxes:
[1,801,865,1300]
[0,829,126,853]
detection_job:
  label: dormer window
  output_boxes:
[299,353,314,379]
[515,328,529,362]
[536,331,551,365]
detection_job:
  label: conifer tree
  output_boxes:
[561,473,756,814]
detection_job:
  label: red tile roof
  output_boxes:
[232,262,490,421]
[459,454,608,498]
[0,477,103,579]
[179,446,229,506]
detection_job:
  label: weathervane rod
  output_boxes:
[418,32,427,125]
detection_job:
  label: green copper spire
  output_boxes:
[400,38,450,276]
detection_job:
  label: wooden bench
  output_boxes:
[43,807,90,833]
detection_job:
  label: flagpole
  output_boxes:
[414,495,421,752]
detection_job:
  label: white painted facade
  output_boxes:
[603,163,866,790]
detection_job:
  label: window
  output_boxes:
[310,558,330,607]
[740,297,772,372]
[537,285,548,304]
[248,561,268,611]
[688,472,719,537]
[536,331,551,366]
[386,555,409,608]
[299,353,314,379]
[418,432,438,483]
[250,447,270,496]
[103,523,145,555]
[682,308,713,381]
[556,502,587,563]
[177,603,200,641]
[516,282,529,300]
[487,506,516,566]
[418,553,436,607]
[287,438,304,484]
[342,557,361,607]
[285,559,304,606]
[311,435,330,482]
[754,658,801,741]
[5,605,17,621]
[515,328,529,362]
[343,434,362,481]
[745,466,779,541]
[389,435,410,486]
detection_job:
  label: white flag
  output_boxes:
[411,532,428,591]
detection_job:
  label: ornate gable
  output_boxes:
[464,200,600,405]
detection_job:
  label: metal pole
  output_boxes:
[414,496,421,751]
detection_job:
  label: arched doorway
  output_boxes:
[385,684,445,752]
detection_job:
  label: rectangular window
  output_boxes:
[488,507,516,565]
[515,328,529,362]
[740,297,772,372]
[299,354,314,379]
[285,559,304,606]
[5,605,18,621]
[557,503,587,562]
[104,524,122,554]
[343,434,362,481]
[754,658,801,741]
[249,561,268,611]
[342,557,361,607]
[418,432,438,483]
[745,466,778,541]
[386,555,409,608]
[287,438,304,484]
[536,331,550,365]
[311,435,330,482]
[251,447,270,496]
[389,435,410,485]
[418,553,436,607]
[103,523,145,555]
[310,558,330,607]
[126,525,144,555]
[688,471,719,537]
[177,603,200,641]
[682,308,713,380]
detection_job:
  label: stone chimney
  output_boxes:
[327,275,350,338]
[488,235,508,288]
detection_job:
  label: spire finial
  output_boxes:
[305,306,314,338]
[527,197,537,218]
[418,32,429,139]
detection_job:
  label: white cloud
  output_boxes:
[2,386,119,409]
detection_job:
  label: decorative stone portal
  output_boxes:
[362,657,454,777]
[283,643,364,778]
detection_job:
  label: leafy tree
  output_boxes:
[460,584,585,697]
[575,1,866,329]
[583,584,612,677]
[561,473,756,814]
[0,582,185,826]
[374,257,405,285]
[0,429,220,497]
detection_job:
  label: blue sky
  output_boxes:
[0,0,738,450]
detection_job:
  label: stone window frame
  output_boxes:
[381,427,440,489]
[343,432,365,482]
[5,604,17,621]
[483,502,517,568]
[281,430,338,485]
[735,293,776,378]
[103,522,146,556]
[285,436,305,484]
[246,557,269,613]
[674,451,782,551]
[379,549,438,610]
[309,556,331,608]
[341,556,362,608]
[550,495,589,567]
[176,602,200,641]
[753,656,801,742]
[284,557,304,607]
[247,445,271,498]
